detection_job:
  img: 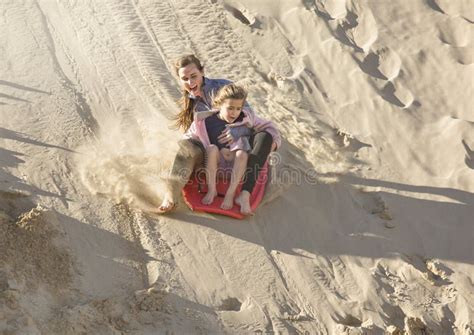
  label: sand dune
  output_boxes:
[1,0,473,334]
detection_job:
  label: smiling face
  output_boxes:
[178,63,204,97]
[219,99,244,123]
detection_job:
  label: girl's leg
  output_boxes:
[158,139,204,213]
[202,145,219,205]
[237,131,273,214]
[221,150,248,210]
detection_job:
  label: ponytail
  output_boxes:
[171,54,204,131]
[172,92,195,131]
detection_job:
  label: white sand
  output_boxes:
[1,0,473,334]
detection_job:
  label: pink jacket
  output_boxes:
[184,108,282,151]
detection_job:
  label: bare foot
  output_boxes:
[220,192,235,210]
[156,195,177,214]
[235,191,253,215]
[202,189,217,205]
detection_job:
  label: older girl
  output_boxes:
[157,54,279,215]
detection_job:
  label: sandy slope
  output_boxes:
[1,0,473,334]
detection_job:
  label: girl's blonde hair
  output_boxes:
[172,54,204,131]
[213,84,247,108]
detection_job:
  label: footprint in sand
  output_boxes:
[429,1,474,65]
[339,4,378,52]
[437,16,474,65]
[437,17,473,47]
[381,80,414,109]
[314,1,414,107]
[374,47,402,81]
[449,45,474,65]
[312,0,347,20]
[337,4,415,107]
[223,4,260,29]
[432,0,474,22]
[360,47,402,81]
[217,297,242,311]
[359,47,415,108]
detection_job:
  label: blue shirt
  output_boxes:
[205,112,245,149]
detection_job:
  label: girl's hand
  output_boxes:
[218,126,253,145]
[271,142,277,151]
[253,124,265,132]
[217,128,234,145]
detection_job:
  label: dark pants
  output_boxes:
[241,131,273,193]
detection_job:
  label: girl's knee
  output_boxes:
[207,144,219,155]
[235,150,248,160]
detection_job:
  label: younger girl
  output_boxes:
[185,84,281,214]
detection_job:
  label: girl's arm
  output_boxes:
[217,109,254,144]
[228,125,253,139]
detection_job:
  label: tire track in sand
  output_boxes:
[104,0,180,110]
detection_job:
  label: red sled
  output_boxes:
[182,162,269,219]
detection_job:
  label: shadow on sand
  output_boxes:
[158,138,473,266]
